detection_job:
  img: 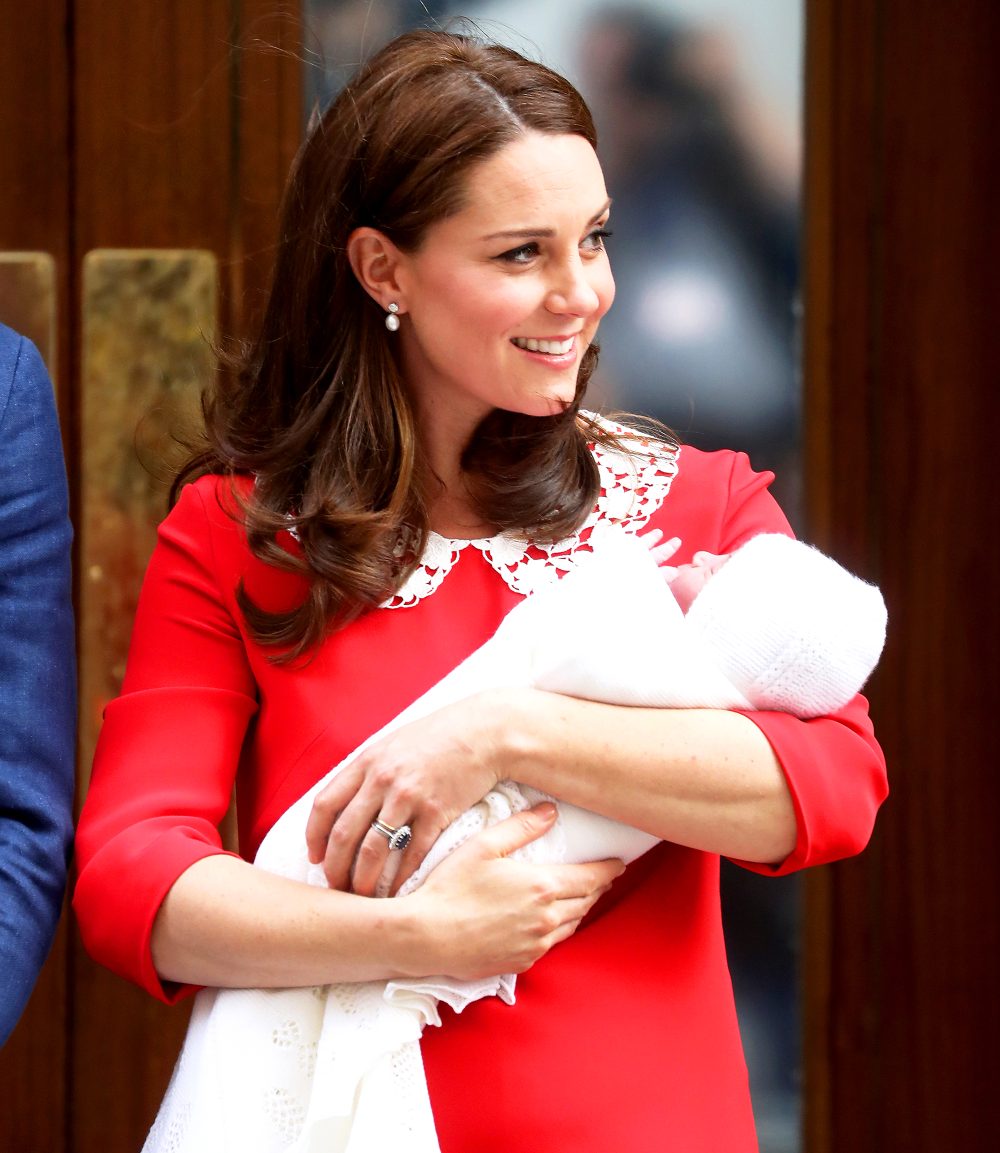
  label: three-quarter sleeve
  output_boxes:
[657,447,888,874]
[73,481,259,1001]
[737,697,886,874]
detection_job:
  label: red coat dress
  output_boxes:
[75,437,887,1153]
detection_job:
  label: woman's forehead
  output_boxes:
[456,133,609,227]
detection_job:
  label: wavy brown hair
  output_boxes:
[175,29,667,659]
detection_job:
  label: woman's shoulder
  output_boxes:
[585,411,764,509]
[585,413,786,550]
[151,472,308,619]
[671,445,781,523]
[673,443,767,489]
[167,473,252,525]
[662,446,787,550]
[176,470,252,499]
[157,473,257,571]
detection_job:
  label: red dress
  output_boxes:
[74,440,887,1153]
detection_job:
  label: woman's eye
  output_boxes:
[498,242,540,265]
[582,227,613,252]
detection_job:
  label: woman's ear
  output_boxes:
[347,227,407,311]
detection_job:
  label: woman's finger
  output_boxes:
[449,806,626,889]
[319,782,386,890]
[348,822,397,896]
[447,807,626,898]
[305,763,364,865]
[388,817,450,895]
[454,802,559,861]
[350,806,427,896]
[542,856,626,899]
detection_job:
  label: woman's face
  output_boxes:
[394,131,615,440]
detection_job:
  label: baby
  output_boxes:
[661,545,732,610]
[655,529,887,717]
[147,529,887,1153]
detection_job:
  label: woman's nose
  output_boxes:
[545,259,603,317]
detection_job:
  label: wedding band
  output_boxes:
[371,818,412,852]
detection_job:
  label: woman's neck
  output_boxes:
[416,405,499,539]
[426,485,497,541]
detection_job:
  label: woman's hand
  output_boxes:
[150,805,624,990]
[306,694,505,896]
[397,803,625,980]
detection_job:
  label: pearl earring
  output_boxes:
[384,302,400,332]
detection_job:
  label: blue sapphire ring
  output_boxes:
[371,818,412,852]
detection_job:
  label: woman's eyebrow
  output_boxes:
[480,199,613,242]
[481,227,555,241]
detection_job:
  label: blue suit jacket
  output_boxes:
[0,323,75,1046]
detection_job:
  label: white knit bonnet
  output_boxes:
[683,534,887,717]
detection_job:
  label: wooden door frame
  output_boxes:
[802,2,999,1149]
[0,3,301,1148]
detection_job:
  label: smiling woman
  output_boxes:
[347,131,616,515]
[73,27,886,1153]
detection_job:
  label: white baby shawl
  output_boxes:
[142,528,763,1153]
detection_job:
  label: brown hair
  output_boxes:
[177,29,661,659]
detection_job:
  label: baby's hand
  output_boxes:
[639,528,682,578]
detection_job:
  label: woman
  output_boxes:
[74,30,887,1152]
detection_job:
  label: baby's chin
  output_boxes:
[667,570,708,613]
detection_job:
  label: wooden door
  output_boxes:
[803,2,1000,1150]
[0,3,299,1148]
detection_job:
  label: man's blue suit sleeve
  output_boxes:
[0,324,76,1046]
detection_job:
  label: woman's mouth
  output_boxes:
[511,336,575,355]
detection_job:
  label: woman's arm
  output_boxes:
[312,449,886,896]
[312,688,795,897]
[151,805,622,989]
[74,482,622,998]
[496,689,797,862]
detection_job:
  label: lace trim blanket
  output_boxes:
[144,529,753,1153]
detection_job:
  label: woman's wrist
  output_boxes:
[446,687,534,790]
[460,692,798,864]
[366,890,447,980]
[475,687,548,781]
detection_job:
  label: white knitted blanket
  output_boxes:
[143,528,755,1153]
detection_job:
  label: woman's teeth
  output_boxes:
[512,336,574,355]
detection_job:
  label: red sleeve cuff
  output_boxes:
[74,821,239,1003]
[732,694,888,876]
[75,686,257,1000]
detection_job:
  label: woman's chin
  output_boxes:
[526,387,578,418]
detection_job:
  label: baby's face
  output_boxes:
[667,551,730,613]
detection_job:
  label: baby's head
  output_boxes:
[666,551,731,613]
[678,534,887,716]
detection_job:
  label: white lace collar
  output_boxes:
[383,418,680,609]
